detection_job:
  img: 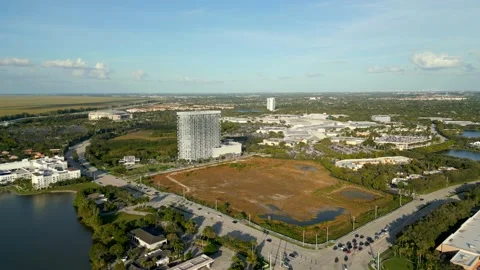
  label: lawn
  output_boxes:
[0,95,149,117]
[51,182,99,192]
[152,157,393,237]
[383,257,414,270]
[102,212,145,223]
[112,130,176,141]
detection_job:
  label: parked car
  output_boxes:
[344,255,349,261]
[335,257,339,263]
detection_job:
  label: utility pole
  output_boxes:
[303,228,305,247]
[315,232,318,250]
[215,199,218,211]
[377,252,380,270]
[269,253,272,270]
[249,214,251,226]
[375,205,378,219]
[400,192,402,206]
[327,226,329,242]
[352,216,356,231]
[183,188,185,199]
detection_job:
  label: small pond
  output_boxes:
[443,150,480,161]
[340,189,375,201]
[260,207,345,226]
[461,130,480,138]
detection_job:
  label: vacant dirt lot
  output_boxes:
[153,158,390,226]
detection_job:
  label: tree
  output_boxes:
[109,243,125,258]
[246,249,259,268]
[229,253,246,270]
[202,226,217,241]
[203,242,218,255]
[184,220,197,234]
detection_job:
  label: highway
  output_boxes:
[66,140,479,270]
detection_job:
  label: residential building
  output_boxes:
[371,115,391,123]
[267,97,276,111]
[130,227,167,250]
[436,210,480,270]
[0,156,80,188]
[119,156,140,166]
[170,254,215,270]
[177,111,221,161]
[88,110,132,121]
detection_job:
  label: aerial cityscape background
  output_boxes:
[1,0,480,94]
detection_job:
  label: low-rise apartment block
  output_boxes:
[0,156,81,188]
[335,156,411,170]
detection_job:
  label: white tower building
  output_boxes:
[267,97,276,111]
[177,111,221,161]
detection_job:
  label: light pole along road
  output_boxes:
[66,139,479,270]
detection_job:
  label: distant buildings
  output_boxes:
[443,120,480,126]
[88,110,132,121]
[119,156,140,166]
[335,156,412,171]
[374,135,431,150]
[371,115,391,123]
[0,156,81,189]
[436,210,480,270]
[267,97,276,111]
[177,111,241,161]
[470,141,480,148]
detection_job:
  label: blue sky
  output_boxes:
[0,0,479,94]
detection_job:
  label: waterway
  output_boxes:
[443,150,480,161]
[0,193,92,270]
[461,130,480,138]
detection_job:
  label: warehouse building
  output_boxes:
[88,110,132,121]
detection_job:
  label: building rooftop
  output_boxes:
[177,110,221,116]
[450,250,478,268]
[130,227,166,245]
[441,210,480,255]
[170,254,214,270]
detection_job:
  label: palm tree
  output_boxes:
[202,226,217,241]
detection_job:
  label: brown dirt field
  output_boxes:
[153,157,391,226]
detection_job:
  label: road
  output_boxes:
[431,123,447,143]
[66,140,478,270]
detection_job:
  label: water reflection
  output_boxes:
[260,207,345,226]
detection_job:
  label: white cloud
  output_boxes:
[0,58,32,66]
[88,62,110,80]
[43,58,87,68]
[43,58,110,79]
[367,66,404,73]
[159,76,223,84]
[410,51,463,70]
[132,69,147,80]
[306,72,324,78]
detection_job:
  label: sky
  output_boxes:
[0,0,479,94]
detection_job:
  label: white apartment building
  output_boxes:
[177,111,221,161]
[0,156,81,188]
[88,110,132,121]
[267,97,276,111]
[371,115,391,123]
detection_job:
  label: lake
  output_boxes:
[461,130,480,138]
[443,150,480,161]
[0,193,92,270]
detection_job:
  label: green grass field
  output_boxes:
[112,130,176,141]
[383,257,414,270]
[0,95,150,117]
[381,249,415,270]
[102,212,145,223]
